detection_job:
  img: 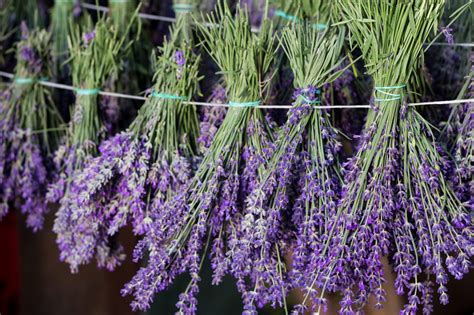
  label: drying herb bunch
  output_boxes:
[301,1,473,314]
[122,3,278,313]
[248,23,346,313]
[54,14,202,274]
[0,24,63,231]
[48,14,137,271]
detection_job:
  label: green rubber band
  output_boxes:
[313,23,328,30]
[300,96,321,105]
[14,78,35,84]
[76,88,100,95]
[173,3,194,12]
[374,84,406,102]
[152,92,186,100]
[374,84,407,90]
[228,100,261,107]
[274,10,299,22]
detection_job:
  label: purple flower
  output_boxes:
[20,46,35,63]
[175,50,186,67]
[83,30,96,46]
[440,26,454,45]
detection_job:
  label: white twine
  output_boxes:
[80,2,474,47]
[1,71,472,109]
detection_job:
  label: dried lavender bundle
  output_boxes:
[122,4,277,313]
[48,15,137,271]
[260,24,345,309]
[0,25,63,231]
[54,14,201,276]
[301,1,473,314]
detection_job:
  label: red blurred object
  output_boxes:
[0,211,20,315]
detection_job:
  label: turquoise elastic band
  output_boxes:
[274,10,328,31]
[374,84,406,102]
[76,88,100,95]
[300,96,321,105]
[152,92,186,100]
[313,23,328,31]
[14,78,35,84]
[228,100,261,107]
[274,10,299,22]
[173,3,194,13]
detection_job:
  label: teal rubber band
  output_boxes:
[374,84,406,102]
[374,84,407,90]
[313,23,328,30]
[228,100,261,107]
[14,78,35,84]
[301,96,321,105]
[76,88,100,95]
[274,10,299,22]
[152,92,186,100]
[173,3,194,12]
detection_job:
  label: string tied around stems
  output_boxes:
[374,84,407,102]
[172,3,195,13]
[228,100,261,107]
[294,86,321,105]
[14,77,47,85]
[75,88,100,95]
[151,91,186,101]
[273,10,328,31]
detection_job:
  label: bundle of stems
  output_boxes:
[48,13,137,272]
[299,1,473,313]
[56,13,202,276]
[0,25,63,231]
[122,3,278,313]
[243,22,346,314]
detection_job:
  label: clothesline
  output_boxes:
[80,2,474,48]
[1,71,472,109]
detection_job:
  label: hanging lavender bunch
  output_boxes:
[122,4,277,313]
[301,1,473,314]
[54,14,201,274]
[0,24,63,231]
[48,14,137,271]
[258,24,345,312]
